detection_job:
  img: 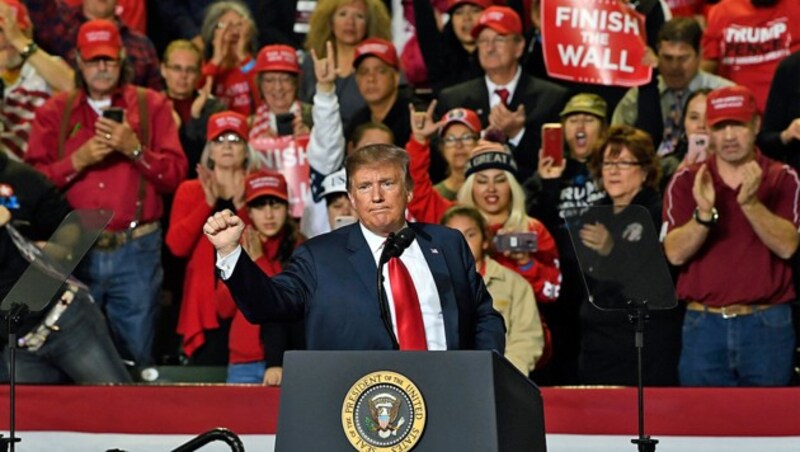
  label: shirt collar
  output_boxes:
[359,222,412,256]
[485,65,523,100]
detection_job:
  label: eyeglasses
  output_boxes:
[165,64,199,75]
[83,57,120,68]
[602,160,641,170]
[442,133,478,147]
[476,36,512,48]
[212,133,244,144]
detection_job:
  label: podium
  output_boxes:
[276,351,546,451]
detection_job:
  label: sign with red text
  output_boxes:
[541,0,652,87]
[250,134,310,218]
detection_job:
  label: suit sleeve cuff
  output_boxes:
[216,245,243,280]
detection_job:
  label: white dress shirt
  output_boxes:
[485,65,525,146]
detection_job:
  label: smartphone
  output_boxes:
[541,123,564,167]
[333,216,357,230]
[493,232,538,253]
[102,107,124,123]
[686,133,709,164]
[276,112,295,136]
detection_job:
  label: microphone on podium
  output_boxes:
[379,227,416,265]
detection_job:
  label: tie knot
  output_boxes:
[495,88,510,106]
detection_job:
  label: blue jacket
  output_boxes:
[225,222,506,352]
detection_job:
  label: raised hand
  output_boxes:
[538,148,566,179]
[191,77,213,119]
[240,225,264,261]
[489,103,525,139]
[409,99,443,144]
[204,209,245,257]
[737,160,762,207]
[197,164,219,207]
[312,40,337,93]
[692,164,716,214]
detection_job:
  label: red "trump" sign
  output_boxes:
[541,0,652,87]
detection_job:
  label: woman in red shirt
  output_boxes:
[166,111,258,365]
[199,1,260,115]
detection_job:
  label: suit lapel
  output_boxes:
[413,225,459,349]
[477,81,490,123]
[346,225,379,300]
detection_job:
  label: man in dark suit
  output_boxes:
[204,144,505,352]
[437,6,569,182]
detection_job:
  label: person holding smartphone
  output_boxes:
[520,93,609,384]
[25,20,187,369]
[248,44,312,140]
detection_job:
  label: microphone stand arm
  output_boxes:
[376,258,399,350]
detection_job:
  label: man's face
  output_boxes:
[348,162,410,236]
[710,118,759,165]
[658,41,700,91]
[355,56,398,106]
[79,55,122,98]
[476,28,523,74]
[161,48,201,100]
[82,0,117,19]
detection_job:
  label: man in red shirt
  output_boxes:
[663,85,799,386]
[25,20,188,369]
[701,0,800,112]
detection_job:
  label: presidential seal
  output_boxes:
[341,371,426,451]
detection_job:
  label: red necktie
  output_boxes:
[388,257,427,350]
[495,88,510,107]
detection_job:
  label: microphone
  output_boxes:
[379,227,416,264]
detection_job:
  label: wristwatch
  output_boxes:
[693,207,719,227]
[19,41,38,60]
[130,144,144,161]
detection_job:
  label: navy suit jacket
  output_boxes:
[224,222,506,352]
[437,72,569,182]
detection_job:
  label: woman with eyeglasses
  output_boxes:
[434,107,483,200]
[161,39,227,179]
[199,1,260,116]
[574,125,682,386]
[167,111,260,366]
[249,44,312,140]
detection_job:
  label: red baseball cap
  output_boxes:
[446,0,491,14]
[353,38,399,69]
[440,108,482,136]
[254,44,300,74]
[706,85,758,128]
[207,111,249,141]
[77,19,123,60]
[2,0,31,30]
[244,170,289,204]
[471,6,522,38]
